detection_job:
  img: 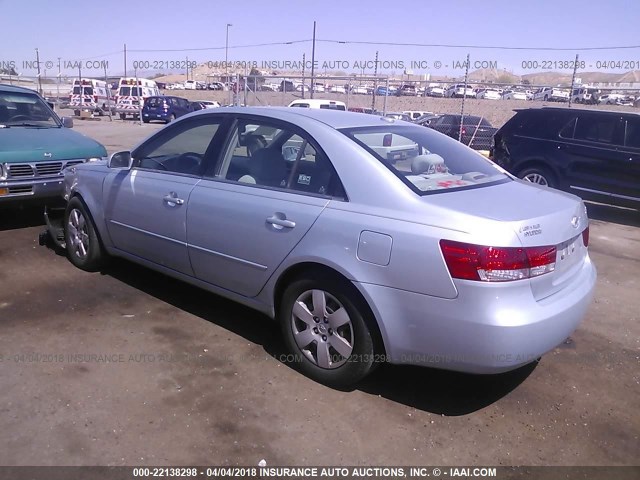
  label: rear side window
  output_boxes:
[574,115,621,145]
[625,118,640,148]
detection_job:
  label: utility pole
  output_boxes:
[226,23,232,105]
[186,56,189,81]
[35,48,42,94]
[124,44,127,78]
[56,57,61,102]
[568,54,579,108]
[310,21,316,99]
[459,53,470,142]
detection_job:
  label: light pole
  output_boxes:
[225,23,232,105]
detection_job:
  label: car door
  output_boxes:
[104,115,226,274]
[186,116,343,297]
[558,113,627,197]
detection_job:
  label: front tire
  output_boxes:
[64,197,107,272]
[279,276,376,387]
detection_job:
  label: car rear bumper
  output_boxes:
[356,255,596,373]
[0,177,65,203]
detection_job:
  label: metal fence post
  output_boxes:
[383,76,389,115]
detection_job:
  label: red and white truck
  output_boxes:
[69,78,115,116]
[114,78,160,120]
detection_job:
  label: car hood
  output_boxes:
[0,127,107,163]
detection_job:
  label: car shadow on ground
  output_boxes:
[356,362,537,415]
[101,257,535,415]
[585,202,639,228]
[0,204,47,231]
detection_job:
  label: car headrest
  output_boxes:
[249,148,287,187]
[411,154,447,174]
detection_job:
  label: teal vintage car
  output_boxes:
[0,84,107,204]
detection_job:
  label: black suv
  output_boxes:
[492,107,640,209]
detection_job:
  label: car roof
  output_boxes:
[0,83,40,94]
[526,106,640,116]
[189,106,415,129]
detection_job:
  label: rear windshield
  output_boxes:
[72,86,94,95]
[146,97,165,107]
[119,87,141,96]
[341,125,509,195]
[319,104,346,110]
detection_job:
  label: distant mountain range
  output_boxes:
[465,68,640,86]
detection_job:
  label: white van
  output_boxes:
[69,79,114,116]
[115,78,160,119]
[288,99,346,110]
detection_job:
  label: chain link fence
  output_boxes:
[4,50,640,152]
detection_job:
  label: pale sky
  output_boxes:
[2,0,639,76]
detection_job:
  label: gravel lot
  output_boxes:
[0,118,638,468]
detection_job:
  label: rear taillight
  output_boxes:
[383,134,392,147]
[439,240,556,282]
[582,226,589,247]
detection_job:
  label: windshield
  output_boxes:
[0,91,60,127]
[341,125,509,195]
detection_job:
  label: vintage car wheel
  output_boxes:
[64,197,107,272]
[279,275,376,387]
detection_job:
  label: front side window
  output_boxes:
[342,125,508,195]
[217,119,341,197]
[134,119,221,175]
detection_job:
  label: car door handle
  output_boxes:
[266,215,296,229]
[163,193,184,206]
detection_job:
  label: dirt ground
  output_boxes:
[0,120,638,469]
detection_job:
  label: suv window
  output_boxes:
[574,115,621,145]
[625,118,640,148]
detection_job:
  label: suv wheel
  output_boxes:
[279,275,377,387]
[519,166,556,188]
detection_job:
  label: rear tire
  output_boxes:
[64,197,107,272]
[119,113,126,120]
[279,275,377,387]
[518,166,556,188]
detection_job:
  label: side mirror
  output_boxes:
[108,151,133,169]
[61,117,74,128]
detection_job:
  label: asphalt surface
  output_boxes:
[0,120,638,467]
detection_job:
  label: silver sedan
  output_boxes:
[54,107,596,387]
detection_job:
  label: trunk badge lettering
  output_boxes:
[571,216,580,229]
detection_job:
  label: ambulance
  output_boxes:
[114,78,160,120]
[69,78,114,116]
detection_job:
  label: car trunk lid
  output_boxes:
[423,180,589,300]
